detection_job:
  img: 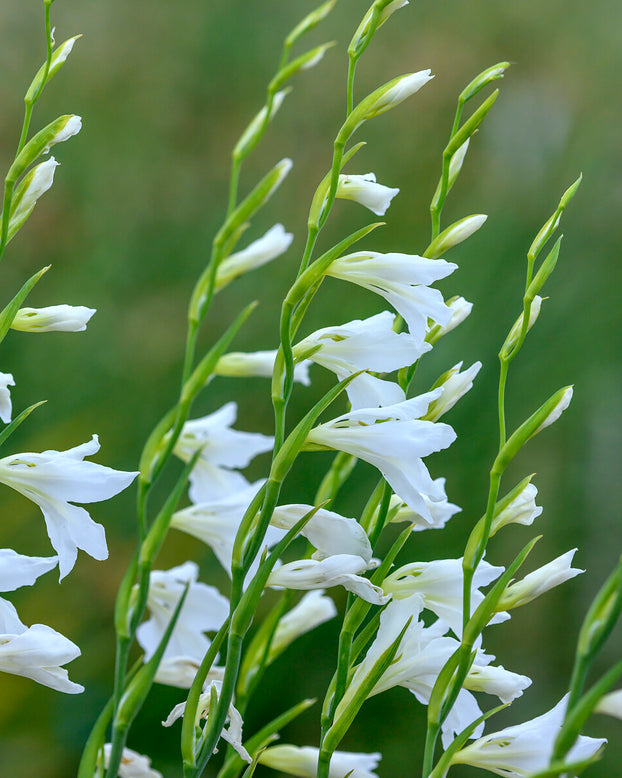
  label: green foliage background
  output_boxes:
[0,1,621,775]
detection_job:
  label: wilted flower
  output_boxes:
[336,173,399,216]
[259,744,381,777]
[11,304,96,332]
[0,435,138,579]
[450,694,606,775]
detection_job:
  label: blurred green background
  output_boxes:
[0,0,621,775]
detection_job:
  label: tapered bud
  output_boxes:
[425,214,487,258]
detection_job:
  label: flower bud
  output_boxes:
[10,304,96,333]
[349,0,409,59]
[426,296,473,345]
[447,138,470,190]
[425,214,487,258]
[268,591,337,662]
[25,36,81,104]
[595,690,622,720]
[215,223,293,290]
[270,43,334,93]
[497,550,583,610]
[285,0,337,49]
[7,157,59,241]
[7,115,81,183]
[424,361,482,421]
[214,349,310,385]
[459,62,510,104]
[234,89,290,160]
[490,478,542,535]
[499,295,543,359]
[336,172,399,216]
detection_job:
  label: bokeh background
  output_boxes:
[0,0,621,775]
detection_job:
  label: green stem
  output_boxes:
[498,358,509,448]
[346,56,357,116]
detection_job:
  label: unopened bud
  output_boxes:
[491,478,542,535]
[459,62,510,104]
[234,89,290,160]
[499,296,543,359]
[7,115,81,183]
[498,550,582,610]
[25,36,81,104]
[215,223,293,290]
[426,296,473,345]
[425,214,487,258]
[424,361,482,421]
[7,157,59,241]
[11,304,95,333]
[349,0,409,58]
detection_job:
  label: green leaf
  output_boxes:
[0,400,46,449]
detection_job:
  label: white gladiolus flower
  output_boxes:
[259,744,381,778]
[173,402,273,503]
[363,70,434,119]
[268,554,387,605]
[294,311,427,409]
[154,657,224,689]
[382,558,506,636]
[136,562,229,662]
[533,385,573,436]
[425,361,482,421]
[0,435,137,580]
[163,680,251,763]
[271,504,373,562]
[268,591,337,661]
[465,663,532,704]
[215,223,294,289]
[491,481,542,534]
[11,304,96,332]
[102,744,162,778]
[326,252,457,345]
[170,482,285,578]
[0,548,57,591]
[0,372,15,423]
[595,690,622,719]
[307,393,456,522]
[336,173,399,216]
[451,694,606,775]
[215,349,311,385]
[388,480,461,531]
[0,598,82,693]
[498,549,583,610]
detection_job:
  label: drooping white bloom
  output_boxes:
[214,349,311,385]
[382,557,506,636]
[268,591,337,662]
[259,744,381,778]
[0,548,57,591]
[294,311,427,409]
[0,598,83,693]
[163,680,251,763]
[307,393,456,522]
[10,304,96,332]
[451,694,606,776]
[0,372,15,423]
[215,223,294,289]
[268,554,387,605]
[102,744,162,778]
[271,504,373,563]
[336,173,399,216]
[498,549,583,610]
[136,562,229,662]
[424,361,482,421]
[491,481,542,534]
[173,403,273,503]
[170,482,285,578]
[0,435,138,580]
[326,252,457,345]
[388,479,461,531]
